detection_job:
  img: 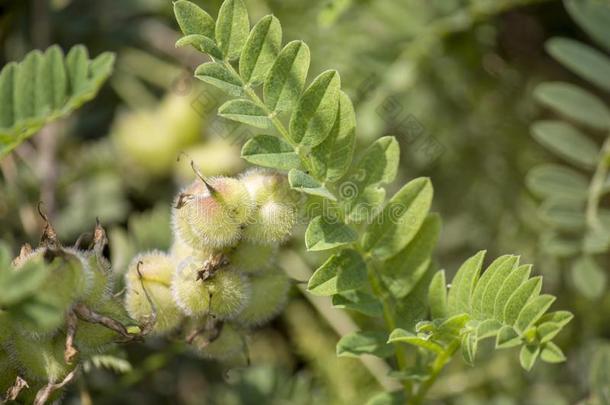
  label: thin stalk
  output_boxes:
[409,340,460,405]
[366,258,413,397]
[586,136,610,231]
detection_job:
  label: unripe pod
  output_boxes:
[191,322,245,360]
[240,168,293,205]
[81,252,113,308]
[0,349,18,395]
[243,200,298,245]
[124,252,183,335]
[170,237,215,265]
[12,247,92,338]
[228,241,276,275]
[234,269,290,327]
[172,262,250,319]
[172,177,254,249]
[75,299,134,354]
[7,335,71,383]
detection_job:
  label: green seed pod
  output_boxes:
[228,241,276,274]
[234,269,290,327]
[75,299,134,354]
[124,252,183,335]
[240,168,293,204]
[172,177,254,249]
[243,200,298,245]
[172,262,250,319]
[7,335,71,383]
[12,247,92,339]
[174,140,244,183]
[81,252,113,308]
[191,322,245,360]
[170,237,215,265]
[0,349,18,395]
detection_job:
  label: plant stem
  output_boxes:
[586,136,610,231]
[409,339,460,405]
[366,258,413,397]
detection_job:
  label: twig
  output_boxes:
[64,311,79,364]
[4,376,29,402]
[34,368,78,405]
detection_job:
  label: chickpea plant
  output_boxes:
[0,0,576,403]
[171,0,574,403]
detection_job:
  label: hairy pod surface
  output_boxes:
[75,299,134,353]
[170,238,215,265]
[81,252,113,308]
[191,322,245,360]
[243,200,298,245]
[7,335,71,383]
[172,262,250,319]
[124,252,183,335]
[234,269,290,327]
[228,241,276,274]
[172,178,254,249]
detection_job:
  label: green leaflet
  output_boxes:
[194,62,243,97]
[476,319,502,340]
[519,344,541,371]
[362,177,433,260]
[0,45,114,157]
[310,91,357,182]
[263,40,310,113]
[502,276,542,326]
[218,99,271,128]
[351,136,400,187]
[538,199,585,231]
[534,82,610,131]
[446,251,485,316]
[565,0,610,53]
[537,322,563,343]
[428,270,447,319]
[307,249,367,296]
[241,134,300,170]
[571,255,606,299]
[215,0,250,60]
[461,332,478,366]
[332,290,383,317]
[525,164,589,202]
[540,342,566,364]
[379,214,440,299]
[514,294,556,334]
[305,215,357,251]
[175,34,223,59]
[240,15,282,84]
[174,0,215,38]
[493,264,532,321]
[288,70,341,147]
[546,38,610,92]
[531,120,599,170]
[288,169,336,200]
[337,331,394,358]
[388,329,444,354]
[496,325,521,349]
[472,255,519,319]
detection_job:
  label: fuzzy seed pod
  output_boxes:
[0,349,18,394]
[7,335,71,383]
[172,177,254,249]
[228,241,276,274]
[172,262,250,319]
[170,237,215,265]
[191,322,245,360]
[240,168,293,204]
[243,200,298,245]
[124,252,183,335]
[234,269,290,327]
[81,252,113,308]
[75,299,134,354]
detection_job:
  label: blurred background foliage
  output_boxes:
[1,0,609,403]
